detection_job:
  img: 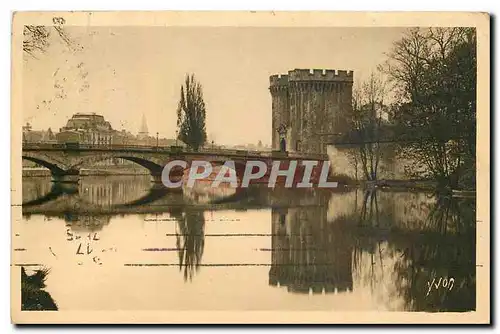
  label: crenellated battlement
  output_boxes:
[289,68,353,82]
[270,68,353,87]
[269,74,289,87]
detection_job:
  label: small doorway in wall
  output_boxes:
[295,140,301,152]
[280,137,286,152]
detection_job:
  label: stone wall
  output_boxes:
[327,143,412,181]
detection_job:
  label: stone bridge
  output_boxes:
[21,143,331,184]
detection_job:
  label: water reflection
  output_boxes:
[19,176,476,312]
[269,206,353,294]
[22,175,153,207]
[62,213,113,232]
[268,189,475,312]
[172,210,206,281]
[392,195,476,312]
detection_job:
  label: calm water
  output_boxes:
[16,175,476,312]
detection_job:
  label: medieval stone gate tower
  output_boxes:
[269,69,353,154]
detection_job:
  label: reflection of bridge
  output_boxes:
[21,177,340,217]
[22,143,330,183]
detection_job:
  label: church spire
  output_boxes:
[138,113,149,139]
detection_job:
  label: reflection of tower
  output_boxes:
[138,114,149,139]
[268,205,353,294]
[269,69,354,154]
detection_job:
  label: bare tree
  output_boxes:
[23,17,74,58]
[348,73,387,181]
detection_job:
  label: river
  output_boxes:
[16,175,476,312]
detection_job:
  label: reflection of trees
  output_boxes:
[172,210,206,281]
[393,195,476,312]
[425,195,476,235]
[350,190,475,312]
[351,190,390,295]
[358,189,380,227]
[21,267,58,311]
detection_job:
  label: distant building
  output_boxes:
[55,130,81,144]
[23,122,57,167]
[137,114,149,140]
[57,113,114,145]
[23,122,57,144]
[110,129,137,145]
[26,112,183,150]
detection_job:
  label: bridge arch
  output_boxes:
[70,153,165,176]
[22,155,67,175]
[115,156,163,175]
[22,151,167,181]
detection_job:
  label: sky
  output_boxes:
[22,26,407,146]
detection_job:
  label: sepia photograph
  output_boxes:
[10,11,490,324]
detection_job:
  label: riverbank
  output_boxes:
[363,179,437,191]
[22,168,51,177]
[22,167,149,177]
[79,167,149,176]
[352,179,475,196]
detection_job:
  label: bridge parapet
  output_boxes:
[22,143,177,152]
[23,143,327,161]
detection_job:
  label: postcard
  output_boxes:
[11,11,490,324]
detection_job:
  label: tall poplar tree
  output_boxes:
[176,74,207,151]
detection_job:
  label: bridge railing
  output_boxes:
[22,143,177,151]
[21,143,328,160]
[196,147,273,158]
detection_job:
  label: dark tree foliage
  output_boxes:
[21,267,58,311]
[392,196,476,312]
[176,74,207,151]
[380,28,476,189]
